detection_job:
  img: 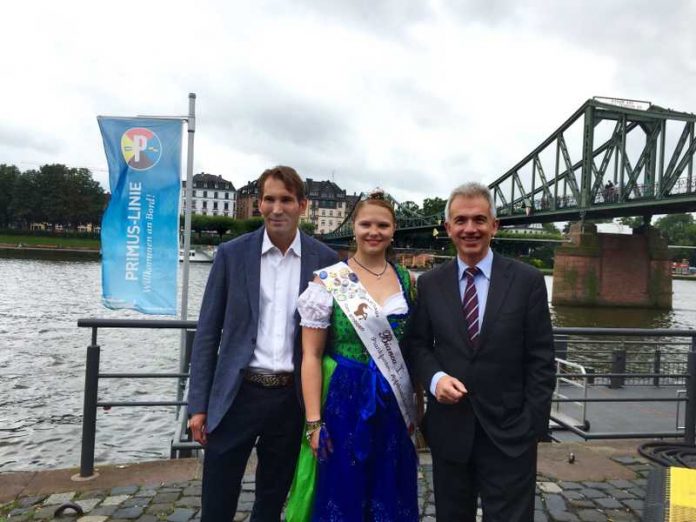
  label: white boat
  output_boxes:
[178,249,213,263]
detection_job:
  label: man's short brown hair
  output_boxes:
[257,166,306,201]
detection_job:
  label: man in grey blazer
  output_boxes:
[406,182,555,521]
[188,166,338,521]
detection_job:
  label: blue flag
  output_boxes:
[98,117,182,315]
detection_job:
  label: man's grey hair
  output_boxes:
[444,182,497,222]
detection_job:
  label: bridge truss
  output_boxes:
[320,97,696,241]
[491,97,696,224]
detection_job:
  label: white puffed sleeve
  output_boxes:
[297,281,333,329]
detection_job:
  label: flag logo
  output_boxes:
[121,127,162,171]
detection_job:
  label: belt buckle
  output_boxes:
[245,372,293,388]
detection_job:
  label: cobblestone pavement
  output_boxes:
[0,456,650,521]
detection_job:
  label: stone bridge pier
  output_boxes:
[552,223,672,309]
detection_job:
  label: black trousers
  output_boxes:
[200,381,303,522]
[431,419,538,522]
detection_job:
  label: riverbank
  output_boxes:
[0,441,651,520]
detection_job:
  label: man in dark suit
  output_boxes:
[187,166,338,521]
[406,182,555,521]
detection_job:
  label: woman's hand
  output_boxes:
[309,426,333,461]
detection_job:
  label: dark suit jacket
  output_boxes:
[187,227,338,434]
[406,253,555,461]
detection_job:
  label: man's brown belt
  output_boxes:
[243,371,294,388]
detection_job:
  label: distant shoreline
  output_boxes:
[0,243,100,254]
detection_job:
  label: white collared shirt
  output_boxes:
[430,248,494,395]
[248,229,302,373]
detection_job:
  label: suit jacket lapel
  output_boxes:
[437,259,475,357]
[299,231,318,295]
[246,227,264,327]
[478,254,514,349]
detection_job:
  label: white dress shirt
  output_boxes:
[248,229,302,373]
[430,248,494,394]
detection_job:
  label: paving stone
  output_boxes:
[111,485,139,496]
[577,509,607,521]
[77,490,108,500]
[548,512,579,521]
[626,488,645,498]
[153,492,182,504]
[101,495,130,506]
[137,516,160,522]
[608,479,634,489]
[233,513,249,522]
[183,486,202,496]
[134,489,158,498]
[623,498,644,512]
[77,517,109,522]
[606,488,634,499]
[539,481,563,493]
[534,511,549,522]
[582,482,612,490]
[44,492,75,504]
[146,503,175,515]
[561,490,585,500]
[579,488,604,499]
[120,496,151,508]
[89,505,119,516]
[558,481,583,490]
[74,498,102,512]
[8,507,31,517]
[603,509,638,521]
[543,493,567,513]
[568,499,596,509]
[596,497,623,509]
[33,506,61,519]
[112,506,145,519]
[17,495,46,507]
[168,508,196,522]
[175,496,201,508]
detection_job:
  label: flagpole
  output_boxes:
[178,93,196,404]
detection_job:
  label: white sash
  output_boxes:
[318,261,417,434]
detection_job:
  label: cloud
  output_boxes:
[1,0,695,205]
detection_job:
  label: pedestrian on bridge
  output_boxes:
[406,182,556,521]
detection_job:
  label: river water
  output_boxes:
[1,252,695,471]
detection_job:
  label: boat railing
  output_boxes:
[75,321,696,480]
[553,358,589,431]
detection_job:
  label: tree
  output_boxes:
[422,197,446,217]
[300,221,316,235]
[207,215,235,241]
[0,164,20,227]
[541,222,561,235]
[9,170,38,228]
[654,214,695,245]
[397,201,420,217]
[618,216,645,229]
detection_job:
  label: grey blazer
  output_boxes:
[187,227,338,433]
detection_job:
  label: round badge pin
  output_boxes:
[349,273,359,283]
[319,271,328,279]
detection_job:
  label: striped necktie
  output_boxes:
[462,266,480,345]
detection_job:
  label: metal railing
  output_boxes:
[75,321,696,478]
[551,327,696,442]
[76,318,197,478]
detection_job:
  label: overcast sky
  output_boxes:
[2,0,695,204]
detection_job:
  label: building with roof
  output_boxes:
[181,173,236,217]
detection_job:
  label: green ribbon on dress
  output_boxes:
[285,355,337,522]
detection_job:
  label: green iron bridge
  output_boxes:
[320,97,696,242]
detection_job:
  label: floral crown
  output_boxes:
[365,188,387,201]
